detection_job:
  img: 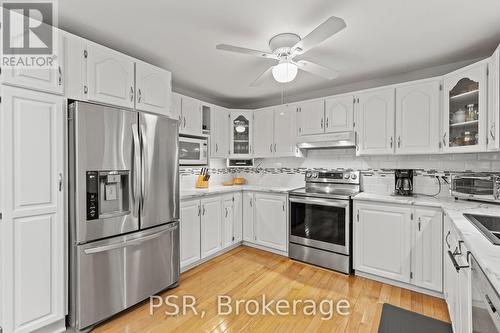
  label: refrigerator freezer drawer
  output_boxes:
[74,222,179,330]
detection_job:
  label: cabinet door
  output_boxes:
[1,87,65,333]
[2,33,65,95]
[458,243,472,333]
[211,106,230,158]
[412,207,443,292]
[135,61,172,116]
[200,197,222,258]
[171,92,183,125]
[297,100,325,135]
[395,80,441,154]
[443,215,460,330]
[488,47,500,150]
[354,201,411,283]
[356,88,395,155]
[325,95,354,133]
[233,192,243,243]
[242,192,255,242]
[443,62,488,153]
[86,42,135,109]
[230,111,253,157]
[222,198,234,248]
[180,96,202,136]
[254,194,287,252]
[253,108,274,158]
[180,200,201,268]
[274,105,297,156]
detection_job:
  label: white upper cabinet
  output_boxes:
[274,105,297,157]
[442,61,488,153]
[180,199,201,269]
[85,42,135,109]
[180,96,203,136]
[325,95,354,133]
[1,33,65,95]
[395,79,441,154]
[1,87,65,333]
[412,207,443,292]
[211,106,230,158]
[488,46,500,150]
[230,111,254,157]
[171,92,182,125]
[253,108,274,158]
[296,100,325,136]
[354,201,411,283]
[356,88,395,155]
[135,61,172,116]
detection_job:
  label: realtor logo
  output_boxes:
[1,0,58,68]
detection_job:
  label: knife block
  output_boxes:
[195,175,209,189]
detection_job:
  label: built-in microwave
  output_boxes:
[179,136,208,166]
[451,173,500,203]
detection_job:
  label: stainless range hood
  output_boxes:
[296,132,355,149]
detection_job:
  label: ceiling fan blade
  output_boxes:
[294,60,339,80]
[216,44,278,59]
[292,16,346,55]
[250,67,273,87]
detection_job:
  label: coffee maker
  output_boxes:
[394,169,414,196]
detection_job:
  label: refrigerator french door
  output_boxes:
[68,101,180,331]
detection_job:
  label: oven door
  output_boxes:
[179,137,208,166]
[471,255,500,333]
[289,196,349,255]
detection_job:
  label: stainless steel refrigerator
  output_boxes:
[67,101,180,331]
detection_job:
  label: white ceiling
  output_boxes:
[59,0,500,108]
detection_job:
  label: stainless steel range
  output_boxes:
[288,171,360,274]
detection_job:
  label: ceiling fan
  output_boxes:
[216,16,346,86]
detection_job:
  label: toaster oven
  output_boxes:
[451,173,500,203]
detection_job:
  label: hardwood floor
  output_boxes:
[94,246,450,333]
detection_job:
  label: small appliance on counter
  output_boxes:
[394,169,414,196]
[451,172,500,203]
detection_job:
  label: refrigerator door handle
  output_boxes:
[84,223,178,254]
[139,124,148,211]
[132,125,141,217]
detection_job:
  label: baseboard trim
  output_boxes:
[355,270,444,299]
[242,242,288,257]
[181,242,242,273]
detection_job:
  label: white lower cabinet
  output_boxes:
[200,196,222,258]
[0,87,65,333]
[354,201,443,293]
[222,195,235,248]
[233,192,243,243]
[444,214,471,333]
[245,193,288,252]
[180,199,201,268]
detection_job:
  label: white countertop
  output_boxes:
[180,185,300,200]
[354,192,500,293]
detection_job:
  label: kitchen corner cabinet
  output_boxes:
[230,111,254,157]
[325,95,354,133]
[242,192,255,242]
[211,106,230,158]
[488,46,500,150]
[442,62,488,153]
[200,196,222,258]
[135,61,172,116]
[1,86,65,333]
[85,42,135,109]
[296,99,325,136]
[233,192,243,243]
[254,193,287,252]
[1,32,65,95]
[180,199,201,268]
[355,88,395,155]
[354,201,443,292]
[395,80,441,154]
[222,195,235,248]
[253,108,274,158]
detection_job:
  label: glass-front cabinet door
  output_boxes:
[443,62,488,152]
[230,111,253,157]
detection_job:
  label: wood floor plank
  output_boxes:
[93,246,450,333]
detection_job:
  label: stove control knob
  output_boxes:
[344,174,350,179]
[312,172,318,179]
[351,174,358,180]
[305,171,312,179]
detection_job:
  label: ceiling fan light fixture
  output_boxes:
[272,61,298,83]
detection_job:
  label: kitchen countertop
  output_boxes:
[180,185,300,200]
[354,192,500,294]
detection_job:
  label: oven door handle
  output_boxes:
[289,197,349,208]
